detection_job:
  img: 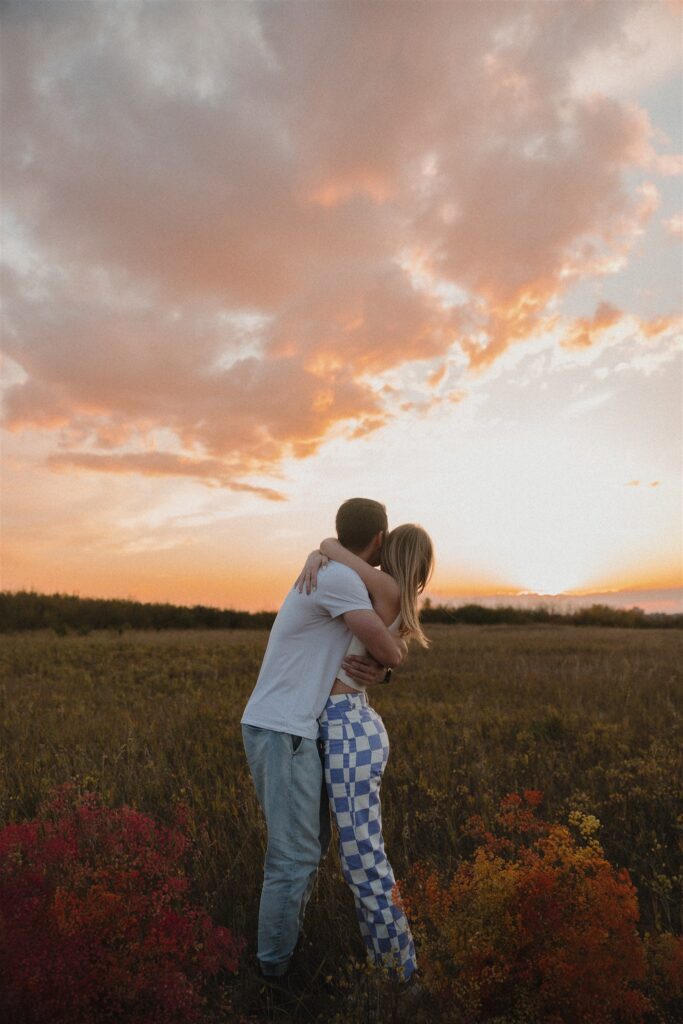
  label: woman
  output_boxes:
[295,524,434,983]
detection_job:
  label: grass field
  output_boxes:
[1,623,681,1021]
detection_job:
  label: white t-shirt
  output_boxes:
[240,561,374,740]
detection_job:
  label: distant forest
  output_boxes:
[1,589,680,634]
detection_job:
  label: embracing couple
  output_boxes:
[240,497,434,992]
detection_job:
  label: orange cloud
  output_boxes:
[1,0,680,492]
[662,214,683,238]
[427,364,448,388]
[559,305,682,352]
[561,302,624,350]
[638,313,683,338]
[45,450,287,501]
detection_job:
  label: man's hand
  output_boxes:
[340,654,388,687]
[293,550,329,594]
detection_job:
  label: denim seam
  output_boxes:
[260,734,295,972]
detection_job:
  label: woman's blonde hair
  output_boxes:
[380,523,434,648]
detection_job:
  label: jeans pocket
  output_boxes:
[290,733,304,754]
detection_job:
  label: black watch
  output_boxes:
[380,667,392,684]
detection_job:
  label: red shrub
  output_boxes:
[0,783,243,1024]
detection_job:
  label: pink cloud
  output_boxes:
[45,450,286,501]
[561,302,624,350]
[1,0,680,492]
[662,214,683,238]
[558,303,682,352]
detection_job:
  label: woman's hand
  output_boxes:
[293,549,329,595]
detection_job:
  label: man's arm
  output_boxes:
[340,649,407,687]
[342,609,407,669]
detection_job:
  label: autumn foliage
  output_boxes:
[400,790,676,1024]
[0,783,243,1024]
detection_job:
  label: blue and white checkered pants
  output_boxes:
[318,691,417,980]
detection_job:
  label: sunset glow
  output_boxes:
[1,0,681,613]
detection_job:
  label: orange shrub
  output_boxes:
[401,790,653,1023]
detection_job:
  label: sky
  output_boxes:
[1,0,682,614]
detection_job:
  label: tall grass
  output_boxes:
[1,624,681,1020]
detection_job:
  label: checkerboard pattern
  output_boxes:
[319,692,417,980]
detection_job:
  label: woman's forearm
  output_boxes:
[320,538,370,576]
[320,537,347,560]
[319,537,393,604]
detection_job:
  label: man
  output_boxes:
[240,497,406,985]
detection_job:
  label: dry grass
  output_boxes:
[1,623,681,1021]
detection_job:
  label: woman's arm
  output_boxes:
[319,537,399,608]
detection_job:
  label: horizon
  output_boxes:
[1,2,681,610]
[4,582,681,617]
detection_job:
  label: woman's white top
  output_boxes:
[334,611,402,691]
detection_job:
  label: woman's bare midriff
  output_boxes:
[330,677,362,695]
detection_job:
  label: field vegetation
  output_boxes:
[1,624,681,1022]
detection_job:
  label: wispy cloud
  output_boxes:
[45,450,287,501]
[662,213,683,238]
[563,390,614,418]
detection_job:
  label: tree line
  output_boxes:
[419,597,682,629]
[0,588,680,634]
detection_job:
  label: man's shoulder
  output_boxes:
[315,560,373,614]
[274,562,364,615]
[279,561,363,603]
[324,560,361,579]
[270,562,370,627]
[319,560,365,588]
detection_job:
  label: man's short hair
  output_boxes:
[335,498,388,552]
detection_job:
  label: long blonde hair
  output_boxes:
[380,524,434,648]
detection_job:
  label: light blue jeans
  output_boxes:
[242,724,331,976]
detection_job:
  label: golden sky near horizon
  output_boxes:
[1,0,682,613]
